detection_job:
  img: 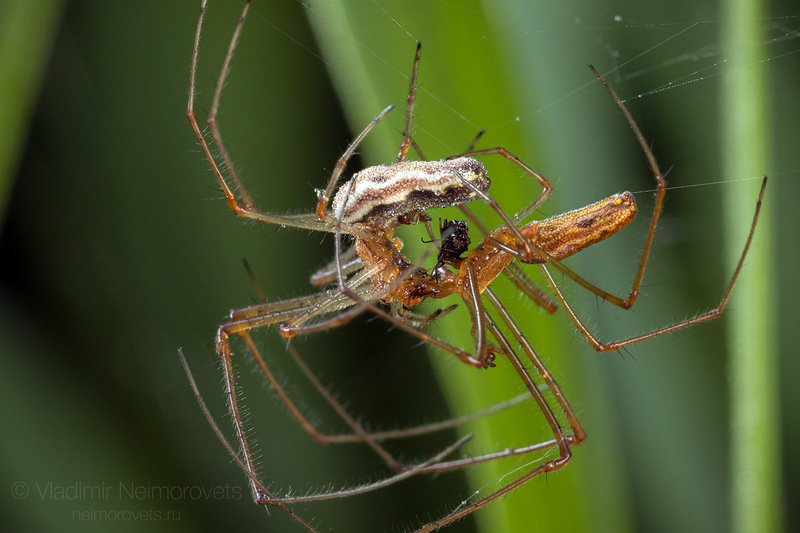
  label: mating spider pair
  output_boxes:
[181,1,766,531]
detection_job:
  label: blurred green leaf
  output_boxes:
[0,0,64,220]
[721,0,783,532]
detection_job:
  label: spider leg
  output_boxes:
[463,129,486,153]
[330,180,367,301]
[204,0,253,210]
[504,262,558,313]
[246,291,580,512]
[539,177,766,352]
[408,136,427,161]
[463,263,491,362]
[485,288,585,442]
[245,266,438,457]
[318,106,400,301]
[396,42,422,163]
[187,1,340,233]
[226,272,413,468]
[215,326,263,504]
[255,434,473,506]
[448,63,658,310]
[459,64,668,310]
[308,246,362,287]
[315,105,395,221]
[178,348,319,533]
[393,303,459,329]
[410,284,585,476]
[240,332,405,471]
[205,290,534,481]
[214,297,432,493]
[286,339,540,443]
[239,264,461,456]
[511,63,729,313]
[459,152,751,324]
[450,146,553,225]
[284,299,488,368]
[581,63,667,310]
[181,343,472,509]
[398,66,478,160]
[279,235,444,337]
[210,268,533,479]
[414,306,575,532]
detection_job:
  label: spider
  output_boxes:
[180,1,767,531]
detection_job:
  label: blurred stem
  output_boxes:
[0,0,64,222]
[720,1,783,532]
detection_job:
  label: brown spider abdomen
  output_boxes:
[455,192,638,295]
[523,192,637,261]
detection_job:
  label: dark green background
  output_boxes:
[1,1,797,532]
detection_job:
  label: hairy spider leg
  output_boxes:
[210,283,589,514]
[452,65,765,347]
[231,269,453,476]
[211,258,546,490]
[396,41,422,163]
[276,193,634,473]
[469,65,767,351]
[204,0,253,209]
[178,349,319,533]
[225,229,573,480]
[188,0,335,232]
[180,346,473,511]
[211,283,478,502]
[188,0,379,236]
[540,176,766,352]
[416,292,577,532]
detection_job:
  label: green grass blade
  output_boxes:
[720,1,783,532]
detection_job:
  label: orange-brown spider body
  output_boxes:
[350,186,637,334]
